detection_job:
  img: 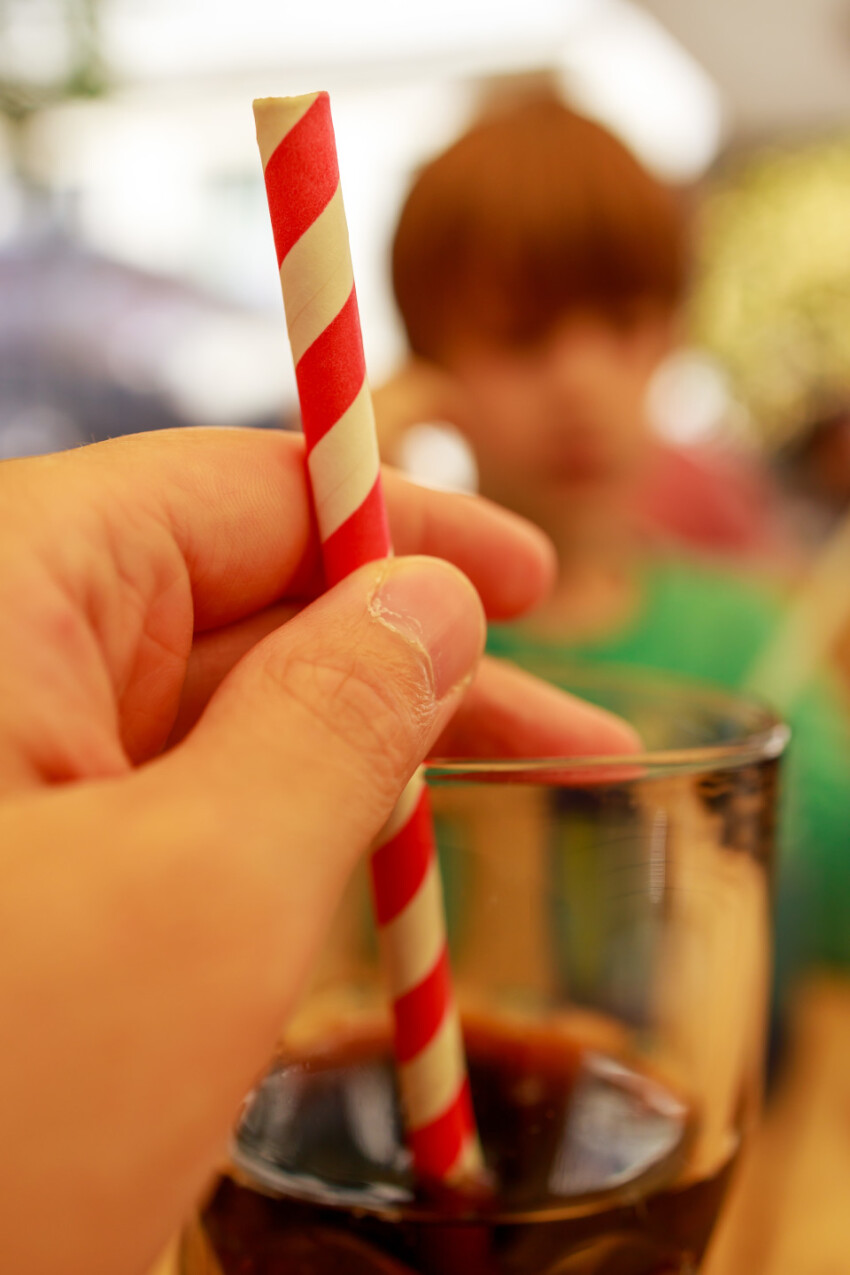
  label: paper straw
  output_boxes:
[254,91,481,1183]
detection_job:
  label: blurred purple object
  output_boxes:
[0,232,288,459]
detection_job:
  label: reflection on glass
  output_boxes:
[181,667,786,1275]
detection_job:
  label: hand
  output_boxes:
[0,428,635,1274]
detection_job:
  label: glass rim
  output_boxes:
[426,665,790,780]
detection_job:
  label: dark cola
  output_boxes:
[182,1019,736,1274]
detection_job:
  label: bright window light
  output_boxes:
[647,350,739,446]
[99,0,722,184]
[558,0,724,180]
[102,0,596,80]
[397,423,478,493]
[0,0,75,86]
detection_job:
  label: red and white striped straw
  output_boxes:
[254,91,481,1184]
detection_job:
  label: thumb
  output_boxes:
[148,553,485,1051]
[0,558,485,1273]
[165,552,486,879]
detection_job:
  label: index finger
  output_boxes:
[48,428,555,629]
[384,470,555,621]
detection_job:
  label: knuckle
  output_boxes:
[264,644,432,799]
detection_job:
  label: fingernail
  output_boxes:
[369,557,485,700]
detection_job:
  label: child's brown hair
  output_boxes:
[392,94,689,362]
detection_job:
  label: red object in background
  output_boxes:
[640,441,793,565]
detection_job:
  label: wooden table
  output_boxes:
[150,978,850,1275]
[704,977,850,1275]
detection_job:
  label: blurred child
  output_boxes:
[383,93,850,988]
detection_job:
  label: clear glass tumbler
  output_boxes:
[180,665,787,1275]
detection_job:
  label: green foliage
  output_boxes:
[691,138,850,446]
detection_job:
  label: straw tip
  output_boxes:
[252,91,327,117]
[253,92,330,166]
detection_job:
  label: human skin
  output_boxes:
[0,428,637,1275]
[442,307,673,555]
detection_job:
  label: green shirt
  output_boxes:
[487,556,850,980]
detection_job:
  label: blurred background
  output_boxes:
[3,0,850,481]
[5,6,850,1272]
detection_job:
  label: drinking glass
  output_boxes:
[180,665,787,1275]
